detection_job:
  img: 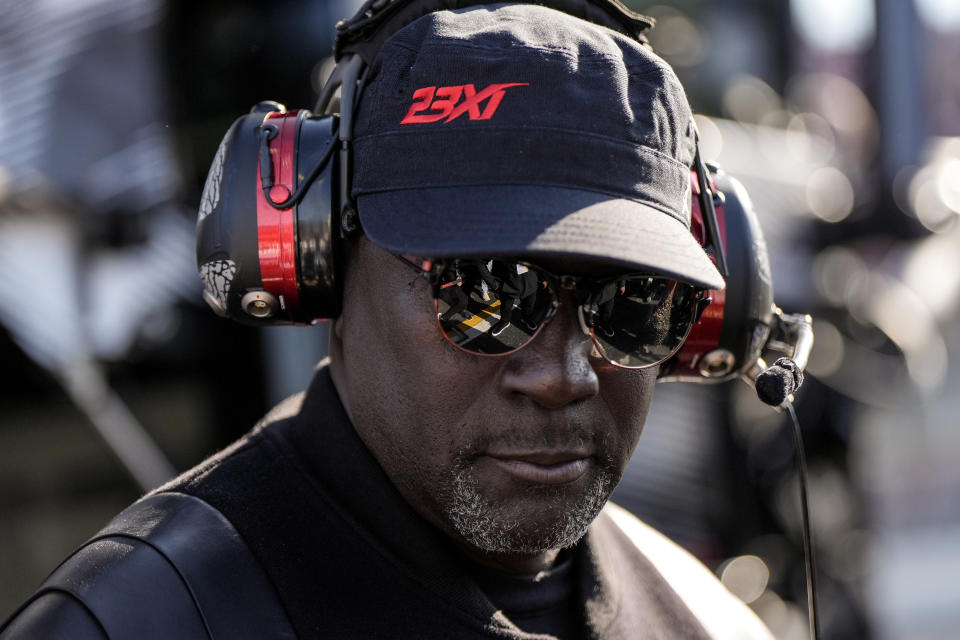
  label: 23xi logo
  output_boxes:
[400,83,528,124]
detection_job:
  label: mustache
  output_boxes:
[455,421,610,460]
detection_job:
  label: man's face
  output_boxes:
[331,238,657,570]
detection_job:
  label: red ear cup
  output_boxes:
[659,167,774,382]
[256,108,303,316]
[196,103,342,325]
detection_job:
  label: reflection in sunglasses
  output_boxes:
[438,292,540,353]
[412,256,701,368]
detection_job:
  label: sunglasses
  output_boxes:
[399,256,706,369]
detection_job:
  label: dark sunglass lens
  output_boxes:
[435,260,554,355]
[590,277,697,368]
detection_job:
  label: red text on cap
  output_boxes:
[401,83,528,124]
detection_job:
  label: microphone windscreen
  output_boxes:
[756,357,804,406]
[756,366,791,406]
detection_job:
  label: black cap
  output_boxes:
[351,3,724,290]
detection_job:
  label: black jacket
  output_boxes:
[2,364,771,639]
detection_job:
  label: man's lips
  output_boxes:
[484,450,593,485]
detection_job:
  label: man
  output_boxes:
[1,3,774,638]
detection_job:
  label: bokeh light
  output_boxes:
[722,75,782,125]
[936,158,960,214]
[786,73,879,164]
[915,0,960,32]
[902,227,960,318]
[693,114,723,163]
[788,74,878,140]
[806,319,844,378]
[790,0,876,51]
[811,243,950,400]
[785,112,836,165]
[811,246,869,307]
[896,138,960,231]
[908,163,960,232]
[805,166,855,223]
[719,555,770,604]
[751,590,810,640]
[642,5,705,68]
[867,276,948,394]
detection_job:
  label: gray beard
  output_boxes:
[442,461,615,555]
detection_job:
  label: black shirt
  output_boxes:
[473,549,587,640]
[3,363,724,639]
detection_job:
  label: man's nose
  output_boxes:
[499,305,600,409]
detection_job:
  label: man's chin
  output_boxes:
[442,465,614,555]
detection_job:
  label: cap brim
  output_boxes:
[356,185,725,290]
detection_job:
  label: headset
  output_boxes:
[195,0,812,388]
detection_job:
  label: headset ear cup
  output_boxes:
[293,114,343,319]
[660,167,774,382]
[197,113,266,322]
[196,107,342,325]
[713,170,774,377]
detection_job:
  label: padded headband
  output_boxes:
[334,0,654,64]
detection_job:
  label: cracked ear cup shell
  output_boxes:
[196,106,342,325]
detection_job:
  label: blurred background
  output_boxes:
[1,1,958,638]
